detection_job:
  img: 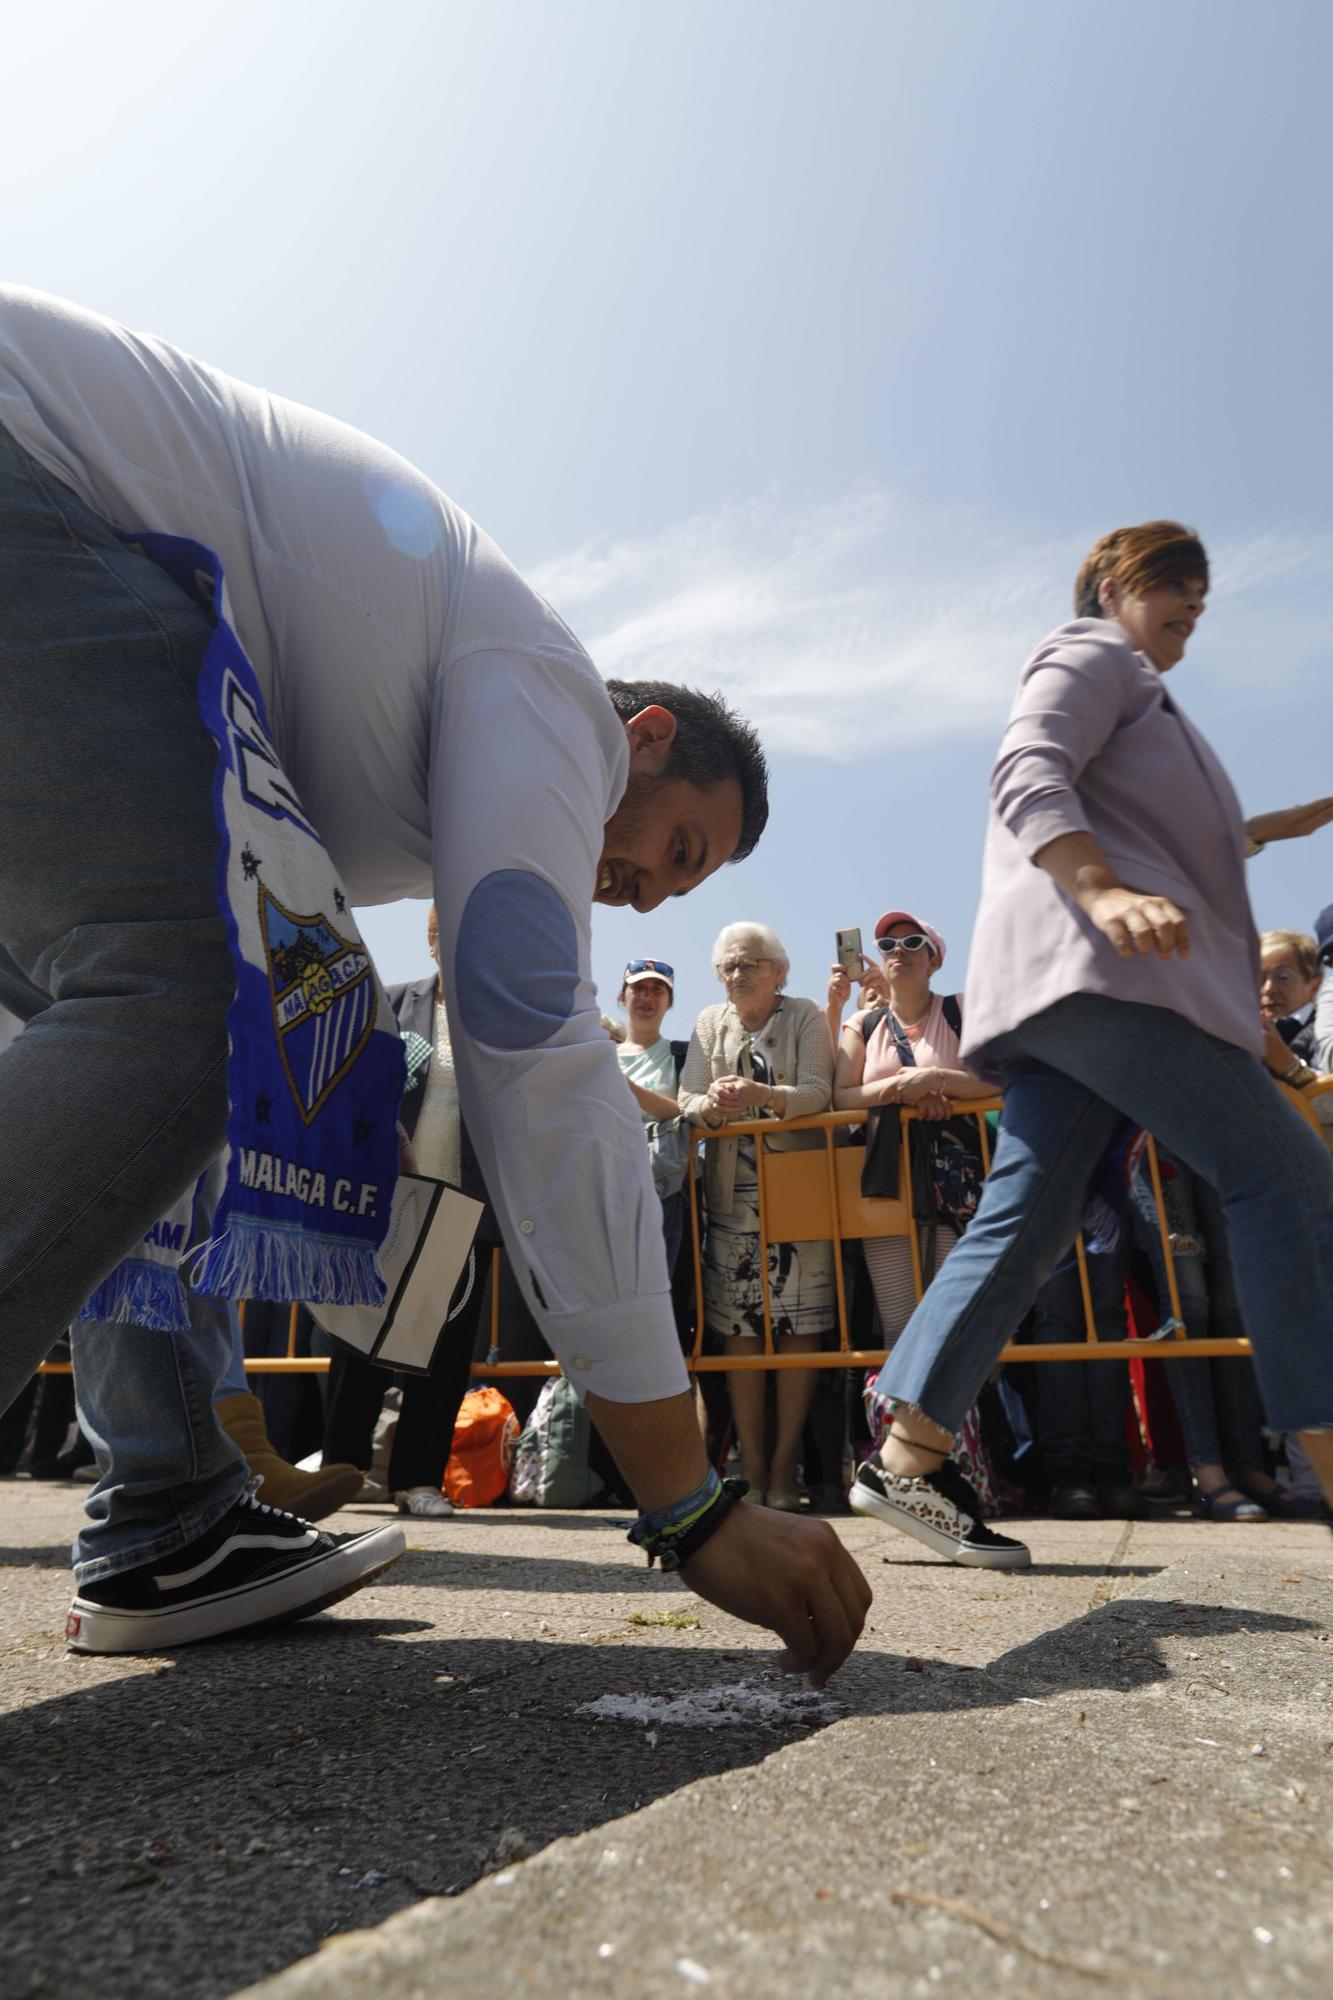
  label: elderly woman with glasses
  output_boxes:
[833,912,992,1345]
[678,922,835,1506]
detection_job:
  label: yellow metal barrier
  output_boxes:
[40,1076,1333,1382]
[474,1097,1258,1375]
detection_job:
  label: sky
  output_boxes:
[5,0,1332,1031]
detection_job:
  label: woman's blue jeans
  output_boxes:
[877,993,1333,1440]
[0,425,245,1579]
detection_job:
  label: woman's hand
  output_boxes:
[827,964,853,1014]
[1035,834,1188,961]
[829,958,887,1010]
[1262,1022,1297,1075]
[1245,796,1333,847]
[858,961,891,1005]
[896,1068,948,1118]
[707,1073,772,1117]
[1084,886,1191,961]
[897,1067,952,1119]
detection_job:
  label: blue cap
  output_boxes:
[1315,903,1333,963]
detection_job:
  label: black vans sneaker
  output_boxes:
[65,1491,406,1654]
[849,1456,1031,1569]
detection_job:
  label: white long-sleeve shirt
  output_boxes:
[0,284,686,1404]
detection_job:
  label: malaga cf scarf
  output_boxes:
[79,534,403,1329]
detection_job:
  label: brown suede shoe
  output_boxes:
[215,1391,363,1520]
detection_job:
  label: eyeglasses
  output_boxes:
[876,933,929,957]
[624,959,674,980]
[719,957,770,979]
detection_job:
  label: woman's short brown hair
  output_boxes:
[1074,521,1209,618]
[1259,929,1321,982]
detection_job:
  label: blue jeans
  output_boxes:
[1130,1151,1264,1472]
[1026,1235,1131,1480]
[0,425,244,1578]
[877,994,1333,1438]
[74,1296,244,1580]
[215,1303,250,1401]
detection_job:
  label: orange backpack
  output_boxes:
[444,1386,519,1507]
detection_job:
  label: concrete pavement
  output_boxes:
[1,1482,1330,1999]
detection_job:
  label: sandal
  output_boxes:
[1194,1482,1268,1522]
[1234,1478,1325,1522]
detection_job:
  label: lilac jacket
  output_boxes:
[960,618,1261,1080]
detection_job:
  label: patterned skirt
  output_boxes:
[703,1141,835,1342]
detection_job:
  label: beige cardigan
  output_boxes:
[678,996,834,1217]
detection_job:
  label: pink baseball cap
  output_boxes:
[873,910,946,967]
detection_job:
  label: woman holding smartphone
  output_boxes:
[847,520,1333,1563]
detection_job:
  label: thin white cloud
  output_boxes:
[530,488,1333,761]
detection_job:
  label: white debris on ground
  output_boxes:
[576,1675,838,1730]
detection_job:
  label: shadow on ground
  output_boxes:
[0,1543,75,1570]
[1,1578,1320,2000]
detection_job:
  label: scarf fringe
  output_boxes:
[77,1259,192,1334]
[190,1217,387,1307]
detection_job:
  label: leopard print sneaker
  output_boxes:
[849,1456,1031,1568]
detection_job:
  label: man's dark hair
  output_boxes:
[604,679,769,862]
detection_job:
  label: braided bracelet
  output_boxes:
[628,1471,749,1570]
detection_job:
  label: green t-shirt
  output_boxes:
[616,1036,678,1122]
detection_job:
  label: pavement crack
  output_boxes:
[885,1888,1191,1997]
[1085,1522,1136,1611]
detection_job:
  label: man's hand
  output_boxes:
[680,1500,872,1686]
[1084,886,1191,961]
[586,1390,871,1684]
[1245,796,1333,847]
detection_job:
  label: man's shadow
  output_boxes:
[0,1586,1320,2000]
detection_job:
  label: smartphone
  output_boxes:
[835,927,863,975]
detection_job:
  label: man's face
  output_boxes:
[596,773,743,910]
[596,704,744,910]
[1259,946,1321,1023]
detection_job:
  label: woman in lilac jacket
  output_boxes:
[846,520,1333,1566]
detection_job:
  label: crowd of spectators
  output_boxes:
[5,900,1331,1524]
[621,898,1333,1525]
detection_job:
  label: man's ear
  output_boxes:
[623,704,678,774]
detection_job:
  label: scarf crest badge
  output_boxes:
[78,533,404,1333]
